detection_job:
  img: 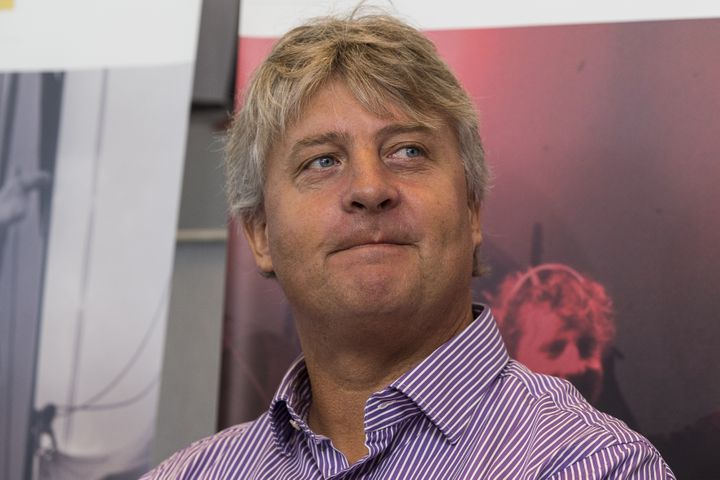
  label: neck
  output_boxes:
[297,296,475,464]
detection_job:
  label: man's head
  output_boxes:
[226,13,488,337]
[226,13,488,276]
[492,264,616,402]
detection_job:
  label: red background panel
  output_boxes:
[224,19,720,477]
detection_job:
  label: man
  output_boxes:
[492,264,720,478]
[490,263,637,423]
[144,13,673,479]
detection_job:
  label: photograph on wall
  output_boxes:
[0,65,193,480]
[445,19,720,478]
[221,14,720,479]
[1,1,201,478]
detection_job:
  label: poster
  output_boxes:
[221,1,720,478]
[0,2,200,479]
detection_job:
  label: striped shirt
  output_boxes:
[143,305,674,479]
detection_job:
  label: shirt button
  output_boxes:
[378,402,391,410]
[289,419,300,431]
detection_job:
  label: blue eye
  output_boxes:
[403,146,423,157]
[391,145,426,159]
[308,156,338,169]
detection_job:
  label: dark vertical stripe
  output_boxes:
[22,71,64,480]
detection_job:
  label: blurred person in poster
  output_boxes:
[491,263,720,479]
[490,263,636,424]
[144,12,673,479]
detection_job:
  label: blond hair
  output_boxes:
[491,264,616,356]
[225,13,489,273]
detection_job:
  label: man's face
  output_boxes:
[243,80,482,325]
[513,302,604,402]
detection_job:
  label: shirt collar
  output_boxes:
[269,357,312,455]
[390,304,510,443]
[268,304,510,451]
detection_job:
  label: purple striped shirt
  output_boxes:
[143,305,674,479]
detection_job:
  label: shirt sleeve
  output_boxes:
[138,434,218,480]
[138,447,195,480]
[138,421,256,479]
[549,441,676,480]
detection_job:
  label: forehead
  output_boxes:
[516,303,591,334]
[280,79,446,145]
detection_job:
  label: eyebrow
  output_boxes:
[374,122,436,141]
[289,122,436,158]
[290,131,351,158]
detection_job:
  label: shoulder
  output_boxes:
[500,360,642,443]
[547,441,676,479]
[140,415,275,480]
[497,361,674,478]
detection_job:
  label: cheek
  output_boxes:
[517,344,546,365]
[514,329,544,362]
[443,179,476,242]
[421,189,473,243]
[264,194,337,268]
[263,199,304,269]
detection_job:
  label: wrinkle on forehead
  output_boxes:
[284,77,444,140]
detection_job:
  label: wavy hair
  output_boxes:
[225,12,489,274]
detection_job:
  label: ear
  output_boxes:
[242,214,274,274]
[469,200,483,248]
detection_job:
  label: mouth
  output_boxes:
[328,228,417,256]
[328,226,417,258]
[330,241,410,255]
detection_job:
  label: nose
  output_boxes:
[341,154,400,213]
[555,343,586,377]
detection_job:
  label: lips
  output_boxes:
[338,241,408,253]
[328,229,415,255]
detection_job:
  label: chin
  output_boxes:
[336,273,420,317]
